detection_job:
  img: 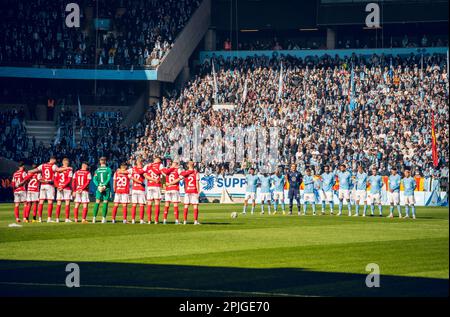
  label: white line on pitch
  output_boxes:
[0,281,318,297]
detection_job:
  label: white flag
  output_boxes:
[277,61,283,100]
[242,77,248,103]
[77,95,82,119]
[212,61,218,103]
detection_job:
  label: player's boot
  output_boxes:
[74,219,78,223]
[183,221,187,225]
[174,220,179,225]
[387,214,393,218]
[102,217,107,224]
[398,214,402,219]
[140,219,146,224]
[353,213,359,217]
[273,210,277,215]
[122,220,127,224]
[154,221,159,224]
[65,219,72,223]
[194,221,200,225]
[55,218,60,223]
[412,215,416,219]
[163,219,167,225]
[111,219,116,224]
[38,217,42,223]
[81,219,88,224]
[92,217,96,224]
[15,218,21,223]
[131,219,135,224]
[47,218,54,223]
[403,214,409,219]
[348,211,352,217]
[23,218,28,223]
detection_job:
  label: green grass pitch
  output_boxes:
[0,203,448,297]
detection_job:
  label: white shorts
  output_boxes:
[39,184,55,201]
[319,190,333,202]
[114,193,130,204]
[368,193,381,204]
[245,192,256,201]
[354,190,367,202]
[131,190,146,204]
[404,195,415,205]
[338,189,350,200]
[14,191,26,203]
[165,190,181,203]
[273,191,284,200]
[388,191,400,204]
[304,193,315,203]
[26,191,39,202]
[184,193,199,205]
[146,187,161,200]
[260,192,271,202]
[56,189,72,201]
[74,191,90,204]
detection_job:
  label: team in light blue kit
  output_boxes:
[336,164,352,216]
[402,169,417,219]
[388,167,402,218]
[354,165,368,216]
[320,165,335,215]
[242,168,259,214]
[258,173,272,214]
[367,167,383,216]
[271,168,286,214]
[239,165,419,219]
[302,168,316,215]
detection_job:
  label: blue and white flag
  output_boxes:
[277,61,283,100]
[77,95,83,119]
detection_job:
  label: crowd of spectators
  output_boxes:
[0,110,28,162]
[131,52,449,179]
[0,0,200,69]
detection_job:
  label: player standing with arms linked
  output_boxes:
[23,164,41,222]
[286,164,302,216]
[111,163,131,224]
[302,168,316,216]
[242,168,258,215]
[388,167,402,218]
[402,169,417,219]
[336,164,352,216]
[143,156,163,224]
[271,167,286,215]
[92,157,112,223]
[367,167,383,217]
[320,165,336,215]
[258,173,272,215]
[72,162,92,223]
[54,158,73,223]
[162,161,183,224]
[11,162,27,223]
[354,165,368,217]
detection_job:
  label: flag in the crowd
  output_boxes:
[349,64,356,111]
[54,127,61,146]
[431,111,439,167]
[211,60,218,103]
[389,57,394,78]
[277,61,283,100]
[77,95,83,119]
[242,77,248,103]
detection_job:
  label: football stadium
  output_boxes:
[0,0,448,302]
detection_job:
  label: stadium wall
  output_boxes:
[199,47,448,63]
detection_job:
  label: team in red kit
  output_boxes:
[10,157,201,225]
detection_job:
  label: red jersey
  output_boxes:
[72,170,92,192]
[12,170,27,192]
[38,163,57,184]
[128,167,145,191]
[55,168,73,190]
[162,167,182,191]
[181,170,199,194]
[144,163,162,188]
[25,173,42,193]
[114,171,130,194]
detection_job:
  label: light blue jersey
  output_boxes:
[388,174,401,192]
[321,172,335,192]
[336,170,352,190]
[355,172,368,190]
[303,175,315,194]
[271,174,285,192]
[259,175,272,193]
[245,174,259,193]
[403,177,416,196]
[368,175,383,194]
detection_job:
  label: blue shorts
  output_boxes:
[288,189,300,199]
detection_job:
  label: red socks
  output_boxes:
[55,204,61,219]
[163,205,169,220]
[194,207,199,221]
[24,204,30,219]
[47,203,53,218]
[65,204,70,219]
[14,206,19,219]
[122,205,127,221]
[139,205,145,220]
[155,204,160,222]
[74,207,79,220]
[183,206,188,221]
[38,203,43,218]
[174,205,179,221]
[32,203,38,217]
[131,205,137,220]
[147,204,152,222]
[112,205,118,220]
[82,207,88,220]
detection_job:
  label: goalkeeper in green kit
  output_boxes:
[92,157,112,223]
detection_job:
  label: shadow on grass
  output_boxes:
[0,260,447,297]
